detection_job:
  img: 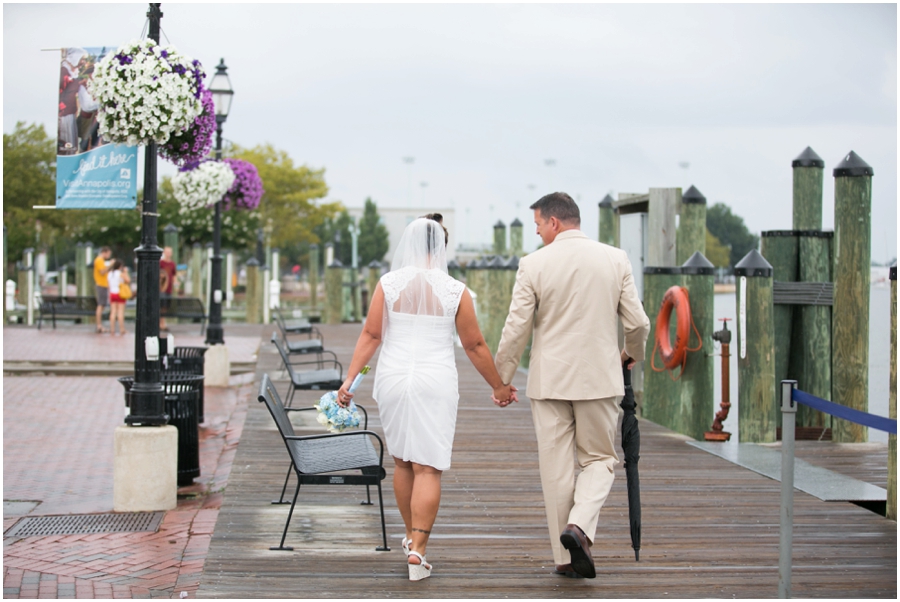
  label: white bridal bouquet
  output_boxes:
[172,161,236,212]
[315,366,370,433]
[91,39,204,146]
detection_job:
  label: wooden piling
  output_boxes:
[325,260,344,325]
[678,252,716,440]
[676,186,707,266]
[308,244,319,311]
[509,219,523,256]
[735,249,776,443]
[796,232,833,428]
[245,259,260,324]
[483,256,509,355]
[792,147,825,230]
[832,151,873,443]
[366,260,381,315]
[642,267,682,429]
[493,221,507,256]
[761,231,798,409]
[466,259,488,334]
[888,264,897,521]
[598,194,618,247]
[74,243,85,297]
[648,188,680,266]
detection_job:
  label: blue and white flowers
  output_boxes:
[172,160,235,213]
[91,39,204,146]
[315,365,370,433]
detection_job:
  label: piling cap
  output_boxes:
[487,256,506,269]
[833,151,873,177]
[792,147,825,168]
[599,194,614,208]
[328,258,343,268]
[447,259,460,270]
[505,255,520,270]
[468,258,484,269]
[510,218,523,227]
[164,223,178,233]
[681,251,715,275]
[733,249,773,277]
[368,259,382,269]
[246,257,259,266]
[205,242,213,248]
[193,242,201,248]
[682,186,706,205]
[494,220,506,229]
[891,264,896,281]
[309,243,319,251]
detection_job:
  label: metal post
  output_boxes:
[128,2,166,426]
[224,250,233,310]
[778,379,798,598]
[24,248,34,326]
[60,265,67,298]
[190,242,202,298]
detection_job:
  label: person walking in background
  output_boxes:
[159,246,177,331]
[494,192,650,580]
[93,246,112,333]
[106,259,130,336]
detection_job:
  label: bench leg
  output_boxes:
[361,485,373,506]
[272,464,293,505]
[375,480,390,552]
[270,480,301,551]
[286,386,296,409]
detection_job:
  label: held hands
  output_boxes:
[492,384,518,408]
[621,350,636,370]
[336,379,354,408]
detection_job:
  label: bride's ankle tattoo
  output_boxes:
[412,528,431,535]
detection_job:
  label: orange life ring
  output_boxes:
[651,285,702,377]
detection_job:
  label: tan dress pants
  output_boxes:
[530,396,621,565]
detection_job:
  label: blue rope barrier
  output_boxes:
[792,388,897,435]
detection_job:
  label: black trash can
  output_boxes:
[166,346,208,423]
[117,373,204,487]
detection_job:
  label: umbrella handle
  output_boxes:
[623,363,632,387]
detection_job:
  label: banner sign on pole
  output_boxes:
[56,47,137,209]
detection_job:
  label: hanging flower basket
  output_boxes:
[221,158,264,211]
[91,39,204,146]
[172,161,235,213]
[159,86,215,166]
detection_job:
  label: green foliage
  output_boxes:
[313,210,353,266]
[229,143,342,250]
[705,228,732,268]
[706,202,760,267]
[3,122,64,264]
[358,198,389,265]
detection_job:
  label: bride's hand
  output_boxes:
[492,384,517,408]
[336,379,354,408]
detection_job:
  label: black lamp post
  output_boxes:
[205,58,234,346]
[128,2,166,426]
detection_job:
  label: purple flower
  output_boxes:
[159,85,215,167]
[160,50,168,58]
[222,158,264,211]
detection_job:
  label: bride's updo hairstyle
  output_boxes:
[390,217,448,274]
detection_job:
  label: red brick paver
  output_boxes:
[3,324,261,599]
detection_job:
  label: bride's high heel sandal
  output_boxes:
[401,537,411,555]
[407,551,432,581]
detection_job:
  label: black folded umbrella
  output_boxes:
[620,364,641,561]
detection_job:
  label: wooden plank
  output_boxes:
[647,188,678,267]
[197,324,896,599]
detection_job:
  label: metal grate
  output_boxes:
[773,281,833,306]
[5,512,164,537]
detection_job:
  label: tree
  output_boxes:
[313,210,353,266]
[229,143,342,249]
[3,122,64,265]
[706,202,760,267]
[705,228,731,268]
[358,197,389,265]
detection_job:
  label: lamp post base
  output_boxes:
[204,343,230,387]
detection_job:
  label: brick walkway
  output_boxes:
[3,323,263,598]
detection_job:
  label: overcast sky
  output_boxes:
[4,3,897,260]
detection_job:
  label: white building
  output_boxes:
[346,206,457,263]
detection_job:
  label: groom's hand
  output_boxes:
[492,384,518,408]
[621,350,636,370]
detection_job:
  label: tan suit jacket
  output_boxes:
[495,229,650,401]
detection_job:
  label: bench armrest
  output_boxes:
[285,404,368,429]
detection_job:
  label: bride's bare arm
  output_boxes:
[455,289,514,404]
[338,283,385,404]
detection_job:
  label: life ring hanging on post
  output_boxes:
[650,285,703,380]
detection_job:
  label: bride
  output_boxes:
[337,215,515,581]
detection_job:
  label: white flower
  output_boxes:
[172,162,236,211]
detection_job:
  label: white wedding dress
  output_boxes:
[373,266,466,471]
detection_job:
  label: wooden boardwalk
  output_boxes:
[198,324,896,598]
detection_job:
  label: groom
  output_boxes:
[494,192,649,579]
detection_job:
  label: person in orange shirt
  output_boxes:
[93,246,112,333]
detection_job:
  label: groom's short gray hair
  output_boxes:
[530,192,581,225]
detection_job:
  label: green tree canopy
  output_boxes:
[705,228,731,268]
[706,202,760,267]
[358,197,389,265]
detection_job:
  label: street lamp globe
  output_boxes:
[209,59,234,122]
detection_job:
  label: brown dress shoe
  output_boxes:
[554,563,584,579]
[560,523,596,579]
